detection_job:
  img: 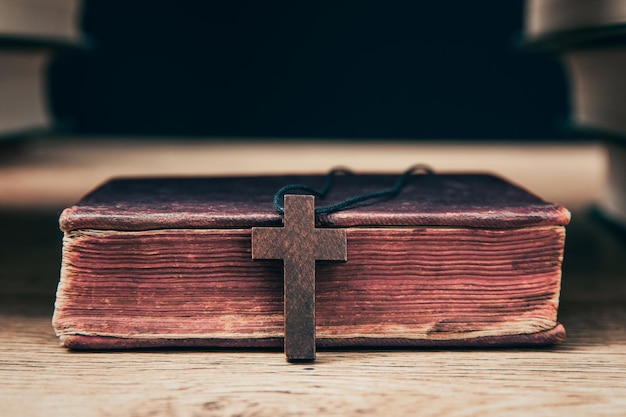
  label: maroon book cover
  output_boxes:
[54,173,569,349]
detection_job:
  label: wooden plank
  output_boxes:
[1,297,625,417]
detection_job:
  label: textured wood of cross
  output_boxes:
[252,194,347,362]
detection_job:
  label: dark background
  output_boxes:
[50,1,569,139]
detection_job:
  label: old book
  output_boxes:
[0,50,51,139]
[53,173,570,349]
[524,0,626,47]
[596,141,626,231]
[0,0,82,45]
[522,0,626,232]
[562,46,626,137]
[0,0,85,142]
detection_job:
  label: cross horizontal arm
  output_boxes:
[314,228,347,261]
[251,228,285,260]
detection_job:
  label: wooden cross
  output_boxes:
[252,194,347,362]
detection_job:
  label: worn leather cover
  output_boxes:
[60,173,570,232]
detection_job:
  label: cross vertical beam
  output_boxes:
[251,194,347,362]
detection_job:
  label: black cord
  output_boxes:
[273,164,434,215]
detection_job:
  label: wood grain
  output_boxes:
[1,298,625,417]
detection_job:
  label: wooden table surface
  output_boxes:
[1,139,625,416]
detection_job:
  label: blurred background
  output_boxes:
[48,1,569,139]
[3,5,626,414]
[1,0,604,207]
[1,0,625,297]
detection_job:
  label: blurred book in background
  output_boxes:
[0,0,83,142]
[525,0,626,230]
